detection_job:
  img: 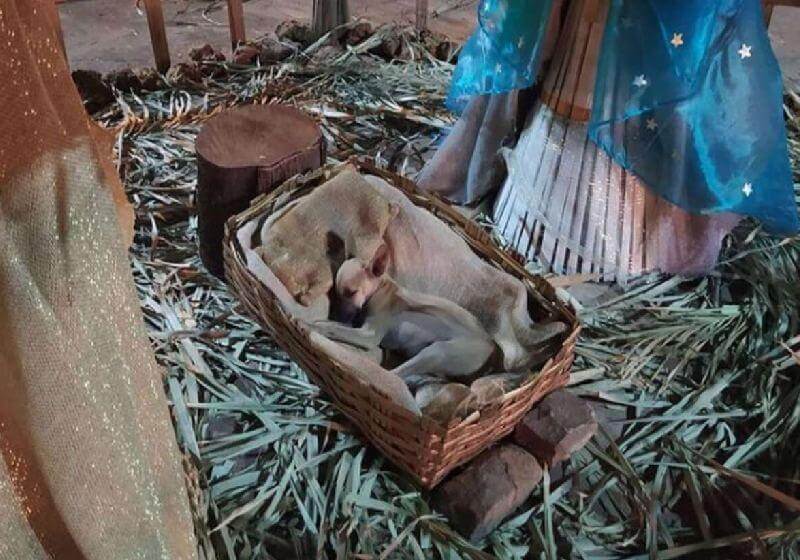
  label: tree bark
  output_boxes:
[415,0,428,31]
[195,104,325,278]
[312,0,349,38]
[143,0,171,73]
[226,0,246,50]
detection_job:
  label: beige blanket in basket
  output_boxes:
[254,165,397,311]
[240,168,566,421]
[238,213,422,416]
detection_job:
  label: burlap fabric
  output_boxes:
[0,2,197,559]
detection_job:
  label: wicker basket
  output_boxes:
[223,160,580,488]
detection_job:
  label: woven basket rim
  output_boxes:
[223,158,581,486]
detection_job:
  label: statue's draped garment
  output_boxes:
[448,0,798,234]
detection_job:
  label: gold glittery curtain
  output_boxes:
[0,2,198,559]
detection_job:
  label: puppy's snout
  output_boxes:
[332,299,364,326]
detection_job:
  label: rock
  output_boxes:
[433,444,542,542]
[71,69,114,113]
[166,62,205,89]
[189,43,226,63]
[136,67,166,91]
[276,20,312,46]
[259,37,296,63]
[369,27,401,60]
[189,44,227,79]
[513,389,598,464]
[344,20,374,46]
[310,44,344,64]
[419,29,457,62]
[470,373,526,405]
[416,383,473,423]
[233,43,262,65]
[105,68,142,92]
[367,25,421,61]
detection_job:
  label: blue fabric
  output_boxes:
[449,0,799,234]
[589,0,798,234]
[447,0,554,110]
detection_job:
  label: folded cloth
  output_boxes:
[256,164,396,307]
[417,92,518,206]
[446,0,799,235]
[238,212,421,416]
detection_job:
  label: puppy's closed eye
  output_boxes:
[342,288,356,298]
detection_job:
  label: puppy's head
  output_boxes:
[334,243,390,323]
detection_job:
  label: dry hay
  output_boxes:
[98,24,800,560]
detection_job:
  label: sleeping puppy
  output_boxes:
[356,175,568,371]
[255,165,398,308]
[314,246,497,388]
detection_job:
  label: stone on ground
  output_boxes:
[259,37,297,63]
[233,44,262,65]
[189,44,226,63]
[432,444,542,542]
[513,389,598,464]
[71,69,114,113]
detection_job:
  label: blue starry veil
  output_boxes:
[449,0,799,234]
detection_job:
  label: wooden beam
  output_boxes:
[143,0,170,73]
[312,0,349,39]
[226,0,246,50]
[415,0,429,32]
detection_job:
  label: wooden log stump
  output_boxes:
[195,104,325,278]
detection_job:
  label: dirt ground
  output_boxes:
[58,1,799,88]
[57,0,474,71]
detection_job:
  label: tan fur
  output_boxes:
[316,259,498,388]
[238,218,419,415]
[362,174,567,371]
[257,165,397,306]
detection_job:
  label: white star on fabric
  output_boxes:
[738,43,752,60]
[646,118,658,131]
[517,37,525,49]
[671,33,684,48]
[495,63,502,74]
[742,182,753,197]
[633,75,648,88]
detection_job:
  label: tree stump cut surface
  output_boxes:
[196,104,325,278]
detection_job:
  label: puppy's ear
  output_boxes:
[370,243,390,277]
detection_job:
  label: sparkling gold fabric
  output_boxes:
[0,2,197,559]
